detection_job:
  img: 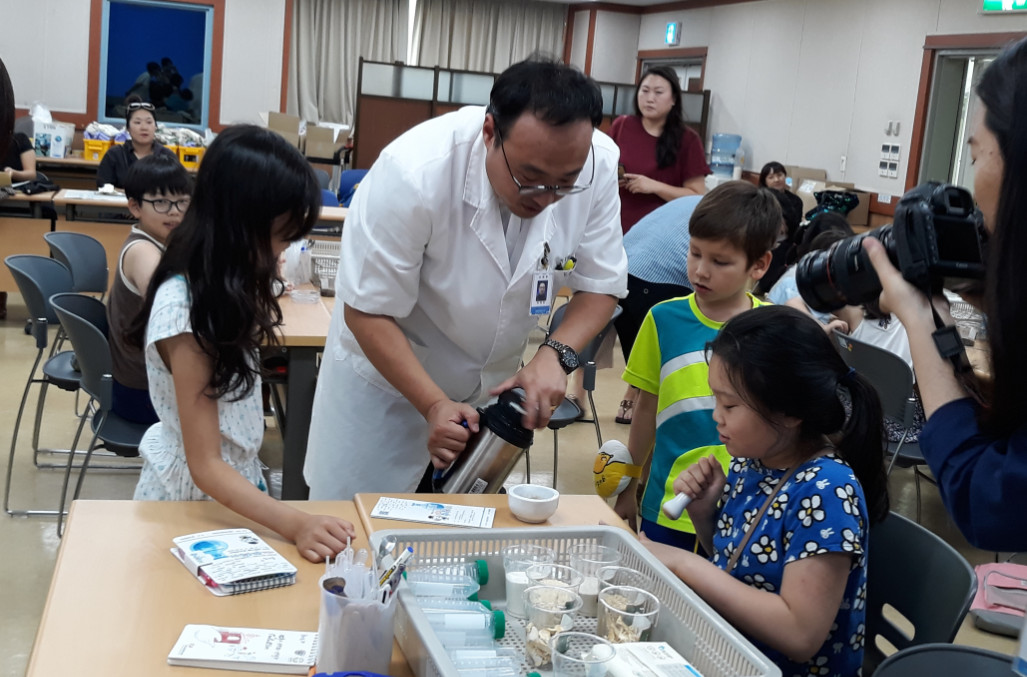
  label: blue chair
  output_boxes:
[321,189,340,207]
[50,293,147,536]
[337,169,368,207]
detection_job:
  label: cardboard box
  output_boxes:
[303,124,349,161]
[33,120,76,158]
[784,165,827,193]
[266,111,302,149]
[825,181,871,228]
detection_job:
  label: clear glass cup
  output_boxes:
[597,585,660,644]
[595,565,655,596]
[526,562,584,593]
[501,544,555,617]
[524,585,583,669]
[567,545,623,617]
[551,631,618,676]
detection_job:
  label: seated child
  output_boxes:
[127,126,355,563]
[614,181,780,553]
[108,154,192,424]
[643,305,889,676]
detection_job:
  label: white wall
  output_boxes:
[0,0,286,127]
[639,0,1027,193]
[2,0,92,114]
[569,10,589,72]
[591,11,640,83]
[220,0,286,125]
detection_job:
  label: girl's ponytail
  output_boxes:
[837,369,889,525]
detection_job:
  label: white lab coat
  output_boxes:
[304,106,627,499]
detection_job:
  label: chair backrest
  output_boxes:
[313,168,331,190]
[874,643,1015,677]
[337,169,368,207]
[49,293,113,407]
[321,189,340,207]
[43,231,109,295]
[5,255,74,325]
[832,329,914,426]
[864,512,977,673]
[548,304,623,364]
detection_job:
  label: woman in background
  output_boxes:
[609,66,708,235]
[3,131,36,183]
[97,95,179,189]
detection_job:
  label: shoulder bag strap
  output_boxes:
[725,465,799,574]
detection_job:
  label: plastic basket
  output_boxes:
[311,240,340,297]
[82,139,112,162]
[371,526,780,677]
[178,145,205,170]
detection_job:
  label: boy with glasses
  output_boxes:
[107,154,192,425]
[305,57,628,499]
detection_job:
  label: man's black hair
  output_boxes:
[488,55,602,142]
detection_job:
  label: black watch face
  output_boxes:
[563,351,579,372]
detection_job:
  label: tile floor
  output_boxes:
[0,292,1005,676]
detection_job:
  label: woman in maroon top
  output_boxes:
[609,66,709,235]
[607,66,709,423]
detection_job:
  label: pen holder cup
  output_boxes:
[316,579,397,674]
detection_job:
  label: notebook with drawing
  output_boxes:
[167,624,317,673]
[171,528,297,596]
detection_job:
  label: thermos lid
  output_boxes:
[480,389,533,449]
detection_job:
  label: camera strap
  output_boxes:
[930,304,987,406]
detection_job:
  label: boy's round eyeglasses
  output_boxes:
[141,197,190,214]
[495,126,594,197]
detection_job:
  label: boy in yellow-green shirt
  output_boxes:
[614,181,781,552]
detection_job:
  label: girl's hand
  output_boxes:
[293,514,357,563]
[613,486,639,532]
[639,531,698,579]
[672,455,726,516]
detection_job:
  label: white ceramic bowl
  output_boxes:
[508,483,560,523]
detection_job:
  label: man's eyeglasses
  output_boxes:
[494,127,594,197]
[141,197,190,214]
[128,101,156,112]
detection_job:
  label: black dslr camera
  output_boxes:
[796,182,987,312]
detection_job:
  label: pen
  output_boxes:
[377,546,414,588]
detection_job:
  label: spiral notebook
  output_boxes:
[171,528,297,596]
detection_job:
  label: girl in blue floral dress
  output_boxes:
[643,305,889,677]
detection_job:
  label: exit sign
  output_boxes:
[665,22,681,46]
[982,0,1027,11]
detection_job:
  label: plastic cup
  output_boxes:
[551,631,617,676]
[501,544,555,618]
[595,565,655,596]
[568,545,623,617]
[597,585,660,644]
[526,563,584,593]
[524,585,583,668]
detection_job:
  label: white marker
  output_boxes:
[662,493,692,520]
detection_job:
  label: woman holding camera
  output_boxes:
[865,37,1027,552]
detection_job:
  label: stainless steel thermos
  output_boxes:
[434,389,534,494]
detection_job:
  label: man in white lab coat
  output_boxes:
[304,58,628,499]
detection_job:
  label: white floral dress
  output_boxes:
[133,275,266,501]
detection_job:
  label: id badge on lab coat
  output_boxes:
[530,271,553,316]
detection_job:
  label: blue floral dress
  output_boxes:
[711,454,869,677]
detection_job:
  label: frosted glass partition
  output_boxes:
[613,85,636,116]
[361,62,434,100]
[599,84,616,116]
[438,72,494,105]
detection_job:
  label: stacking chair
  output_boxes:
[874,643,1016,677]
[50,293,149,536]
[3,255,80,516]
[43,232,110,300]
[832,329,935,521]
[526,304,622,486]
[864,512,977,674]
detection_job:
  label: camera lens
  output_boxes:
[796,228,894,312]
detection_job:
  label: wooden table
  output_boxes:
[0,192,58,290]
[355,493,630,535]
[25,499,415,677]
[275,289,334,499]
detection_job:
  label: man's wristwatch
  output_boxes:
[541,338,580,374]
